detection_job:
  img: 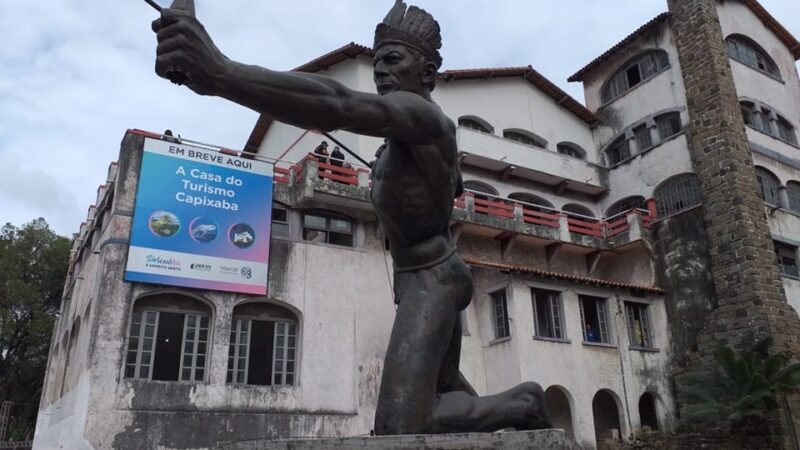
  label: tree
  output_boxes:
[679,337,800,428]
[0,218,70,441]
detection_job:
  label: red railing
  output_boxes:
[274,166,291,184]
[471,194,515,219]
[520,204,560,228]
[567,216,604,237]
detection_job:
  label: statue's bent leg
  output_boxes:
[374,255,472,435]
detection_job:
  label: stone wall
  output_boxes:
[666,0,800,446]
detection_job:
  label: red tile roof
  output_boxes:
[464,258,666,294]
[569,1,800,82]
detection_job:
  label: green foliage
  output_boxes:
[679,337,800,427]
[0,218,70,441]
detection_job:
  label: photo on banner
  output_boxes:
[125,137,273,295]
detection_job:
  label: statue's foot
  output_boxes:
[496,381,552,430]
[433,381,552,433]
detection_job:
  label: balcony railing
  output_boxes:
[454,190,654,240]
[275,154,655,246]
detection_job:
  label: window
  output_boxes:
[605,137,630,166]
[579,295,610,344]
[272,203,289,237]
[556,142,586,160]
[532,288,564,340]
[503,129,547,149]
[655,112,682,140]
[562,203,595,218]
[633,124,653,151]
[228,303,299,386]
[508,193,554,211]
[755,167,781,206]
[625,302,654,349]
[741,101,798,145]
[776,117,798,145]
[303,212,354,246]
[490,289,510,339]
[654,173,702,217]
[787,182,800,213]
[726,35,781,79]
[125,295,211,382]
[601,51,670,103]
[606,196,645,218]
[458,116,493,134]
[775,241,798,277]
[463,180,499,196]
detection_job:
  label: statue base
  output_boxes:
[217,429,577,450]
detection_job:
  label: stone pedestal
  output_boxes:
[217,429,577,450]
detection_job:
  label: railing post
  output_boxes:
[558,213,571,241]
[513,202,524,225]
[627,211,642,241]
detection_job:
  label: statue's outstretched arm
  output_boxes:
[152,5,445,144]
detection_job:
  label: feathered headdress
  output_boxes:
[374,0,442,68]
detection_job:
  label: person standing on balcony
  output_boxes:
[152,0,550,435]
[313,141,329,163]
[330,145,345,168]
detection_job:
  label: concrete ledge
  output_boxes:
[217,429,577,450]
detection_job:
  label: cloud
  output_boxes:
[0,0,797,236]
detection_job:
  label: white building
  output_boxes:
[33,1,800,449]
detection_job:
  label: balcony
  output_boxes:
[456,127,607,196]
[274,154,654,253]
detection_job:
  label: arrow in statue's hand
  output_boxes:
[146,0,196,86]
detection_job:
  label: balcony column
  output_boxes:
[558,213,571,242]
[465,193,476,220]
[778,185,790,210]
[357,169,370,187]
[627,211,643,241]
[302,158,320,198]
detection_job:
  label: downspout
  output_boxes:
[615,295,635,438]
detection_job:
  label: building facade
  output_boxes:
[33,1,800,449]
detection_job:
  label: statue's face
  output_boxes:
[373,44,427,96]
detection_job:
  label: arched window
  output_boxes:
[125,293,213,382]
[654,173,702,217]
[508,192,554,209]
[462,180,499,196]
[601,50,670,103]
[606,196,645,218]
[562,203,595,218]
[458,116,493,134]
[639,392,660,431]
[303,210,355,247]
[786,181,800,213]
[556,142,586,160]
[503,129,547,149]
[655,112,682,140]
[741,101,798,145]
[605,136,630,166]
[726,34,781,79]
[755,167,781,206]
[228,302,299,386]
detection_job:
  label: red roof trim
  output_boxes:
[464,257,666,294]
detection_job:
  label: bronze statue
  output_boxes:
[152,0,551,435]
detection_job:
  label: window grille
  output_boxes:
[606,196,645,218]
[272,321,297,385]
[654,173,701,217]
[227,318,298,386]
[787,182,800,213]
[458,117,492,134]
[556,143,585,159]
[606,137,630,166]
[633,124,652,151]
[490,289,510,339]
[655,112,682,140]
[625,302,654,349]
[755,167,781,206]
[601,51,670,103]
[726,35,781,79]
[532,289,564,340]
[503,130,547,149]
[777,117,798,145]
[775,241,799,277]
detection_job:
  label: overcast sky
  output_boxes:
[1,0,798,236]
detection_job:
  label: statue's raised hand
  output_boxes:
[152,0,230,95]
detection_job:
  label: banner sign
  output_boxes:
[125,137,273,295]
